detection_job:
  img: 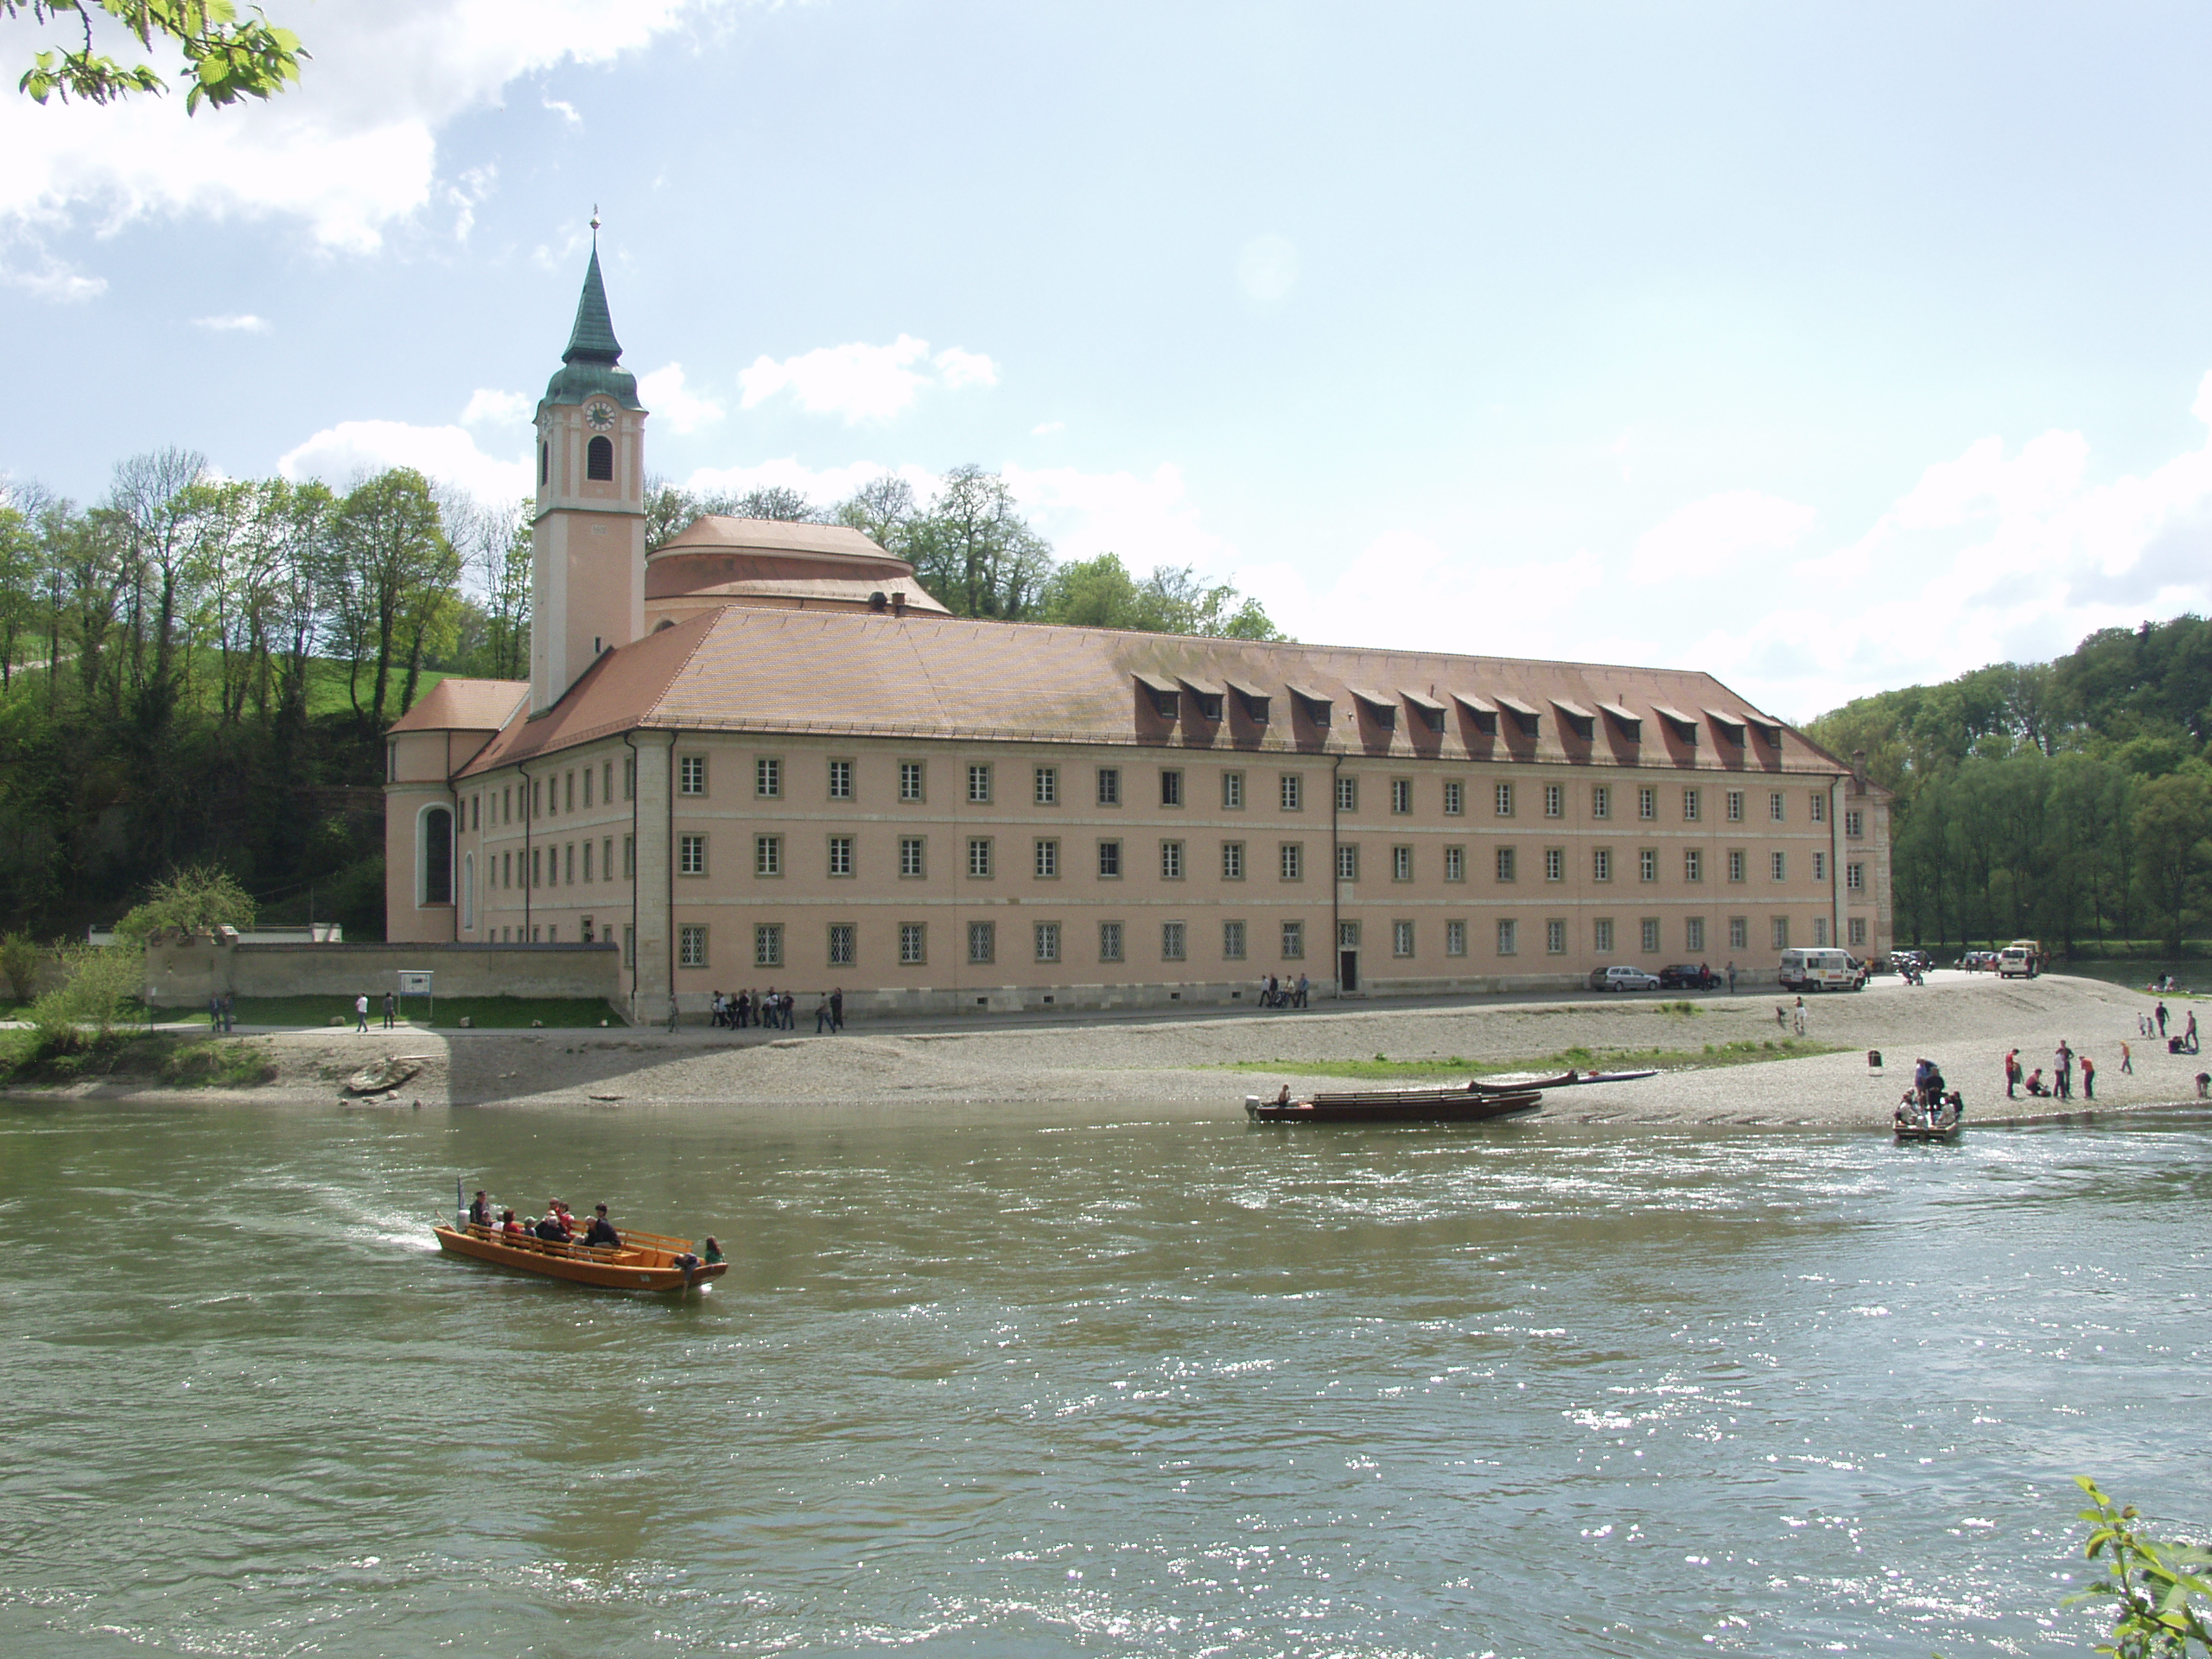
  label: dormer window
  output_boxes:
[1349,687,1397,728]
[1452,691,1498,735]
[1287,683,1333,726]
[1551,698,1596,741]
[1225,677,1270,723]
[1496,695,1541,737]
[1178,675,1226,721]
[1404,691,1447,733]
[1135,671,1180,718]
[1653,703,1700,745]
[587,435,614,481]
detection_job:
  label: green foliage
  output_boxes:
[1038,552,1287,639]
[10,1,307,113]
[2068,1478,2212,1656]
[26,939,144,1054]
[0,931,39,1001]
[112,864,256,943]
[158,1038,277,1087]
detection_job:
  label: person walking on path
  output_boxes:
[222,993,235,1033]
[815,995,831,1034]
[2055,1039,2073,1101]
[382,990,396,1030]
[2081,1054,2096,1100]
[2120,1039,2133,1074]
[1294,973,1308,1007]
[2156,1001,2169,1037]
[353,993,369,1033]
[2004,1048,2021,1098]
[830,988,844,1032]
[667,993,680,1034]
[1791,996,1808,1037]
[1726,962,1737,995]
[209,994,221,1030]
[2187,1009,2201,1053]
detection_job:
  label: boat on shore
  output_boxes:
[1894,1116,1964,1144]
[432,1220,726,1291]
[1243,1068,1657,1124]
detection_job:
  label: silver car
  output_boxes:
[1589,965,1662,992]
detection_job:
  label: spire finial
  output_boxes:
[590,204,601,243]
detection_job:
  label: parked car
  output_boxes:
[1589,964,1662,992]
[1780,948,1866,992]
[1657,963,1718,990]
[1959,949,1998,972]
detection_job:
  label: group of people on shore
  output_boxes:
[2138,1001,2200,1054]
[2003,1039,2107,1102]
[1896,1056,1963,1128]
[687,988,846,1033]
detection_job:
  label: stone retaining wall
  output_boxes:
[143,938,623,1011]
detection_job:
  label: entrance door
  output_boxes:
[1338,950,1358,993]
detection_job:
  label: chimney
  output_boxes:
[891,591,906,616]
[868,590,887,612]
[1851,748,1868,787]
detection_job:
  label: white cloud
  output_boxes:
[543,96,583,127]
[194,313,270,334]
[1032,420,1065,436]
[461,388,534,428]
[278,419,530,504]
[1626,490,1815,584]
[0,240,105,301]
[1003,461,1240,575]
[0,0,708,251]
[1237,233,1299,302]
[637,361,725,435]
[737,335,999,423]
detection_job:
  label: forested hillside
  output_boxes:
[1805,617,2212,952]
[0,454,1282,940]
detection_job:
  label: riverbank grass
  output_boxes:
[169,995,624,1030]
[0,1029,279,1089]
[1219,1038,1843,1083]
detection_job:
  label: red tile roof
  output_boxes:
[386,677,528,734]
[428,609,1846,778]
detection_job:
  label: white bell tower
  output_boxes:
[531,219,648,715]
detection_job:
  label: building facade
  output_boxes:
[385,252,1894,1018]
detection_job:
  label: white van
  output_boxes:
[1780,948,1863,992]
[1997,944,2037,979]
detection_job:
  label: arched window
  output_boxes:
[538,442,550,486]
[422,806,454,906]
[587,435,613,480]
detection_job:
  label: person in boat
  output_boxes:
[703,1236,724,1264]
[1273,1083,1293,1105]
[581,1204,620,1249]
[535,1203,573,1243]
[468,1189,493,1228]
[1946,1089,1965,1122]
[499,1209,524,1239]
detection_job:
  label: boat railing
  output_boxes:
[455,1221,696,1262]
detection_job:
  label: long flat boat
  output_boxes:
[1246,1084,1546,1123]
[1894,1117,1964,1144]
[433,1221,727,1291]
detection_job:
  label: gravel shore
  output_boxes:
[29,971,2208,1130]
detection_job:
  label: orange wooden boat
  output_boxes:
[433,1220,728,1292]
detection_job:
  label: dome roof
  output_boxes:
[645,516,950,616]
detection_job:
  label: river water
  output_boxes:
[3,1098,2208,1657]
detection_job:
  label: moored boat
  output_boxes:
[1243,1067,1656,1123]
[1893,1116,1963,1144]
[433,1220,727,1291]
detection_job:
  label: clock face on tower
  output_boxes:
[586,400,616,430]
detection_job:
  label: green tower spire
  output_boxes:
[543,216,640,409]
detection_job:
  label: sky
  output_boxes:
[6,1,2212,723]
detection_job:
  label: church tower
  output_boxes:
[531,229,648,715]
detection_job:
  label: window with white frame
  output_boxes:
[1641,918,1661,954]
[1390,778,1412,815]
[1034,921,1060,962]
[1281,773,1302,810]
[678,924,708,968]
[829,758,854,799]
[1337,844,1359,881]
[1546,918,1567,954]
[1496,845,1516,882]
[1033,765,1058,805]
[1729,916,1749,950]
[673,755,704,797]
[1035,838,1059,879]
[1727,849,1745,882]
[1096,766,1121,806]
[1684,848,1703,882]
[1098,839,1122,877]
[1392,845,1412,880]
[1814,916,1828,945]
[899,836,925,878]
[1280,842,1303,880]
[1337,775,1358,812]
[1223,771,1244,809]
[1847,861,1864,892]
[828,836,853,878]
[1848,916,1866,947]
[1222,841,1244,880]
[900,922,926,964]
[1845,809,1864,838]
[1771,916,1789,950]
[1593,847,1612,881]
[755,923,783,967]
[1683,787,1700,821]
[1770,791,1786,822]
[1810,793,1826,823]
[1813,851,1827,881]
[753,835,779,877]
[1638,786,1656,820]
[1592,784,1611,818]
[1638,848,1657,882]
[680,834,708,876]
[1281,919,1305,959]
[1495,781,1514,817]
[1445,844,1465,881]
[1593,918,1614,953]
[1160,921,1186,961]
[1443,779,1464,816]
[1544,847,1563,881]
[1223,919,1246,959]
[756,756,780,798]
[1160,840,1185,879]
[968,920,995,963]
[899,760,925,801]
[1393,920,1415,957]
[1497,918,1517,955]
[968,837,993,879]
[1686,916,1705,952]
[1445,918,1466,957]
[1160,768,1183,807]
[1771,851,1788,881]
[968,763,992,804]
[1338,920,1361,949]
[1726,790,1744,822]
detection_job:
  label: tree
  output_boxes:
[2133,765,2212,953]
[112,863,256,943]
[1038,552,1289,639]
[728,485,818,522]
[10,1,307,112]
[327,469,454,732]
[905,465,1054,620]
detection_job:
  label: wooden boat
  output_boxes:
[1894,1116,1964,1144]
[432,1220,728,1291]
[1246,1084,1545,1123]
